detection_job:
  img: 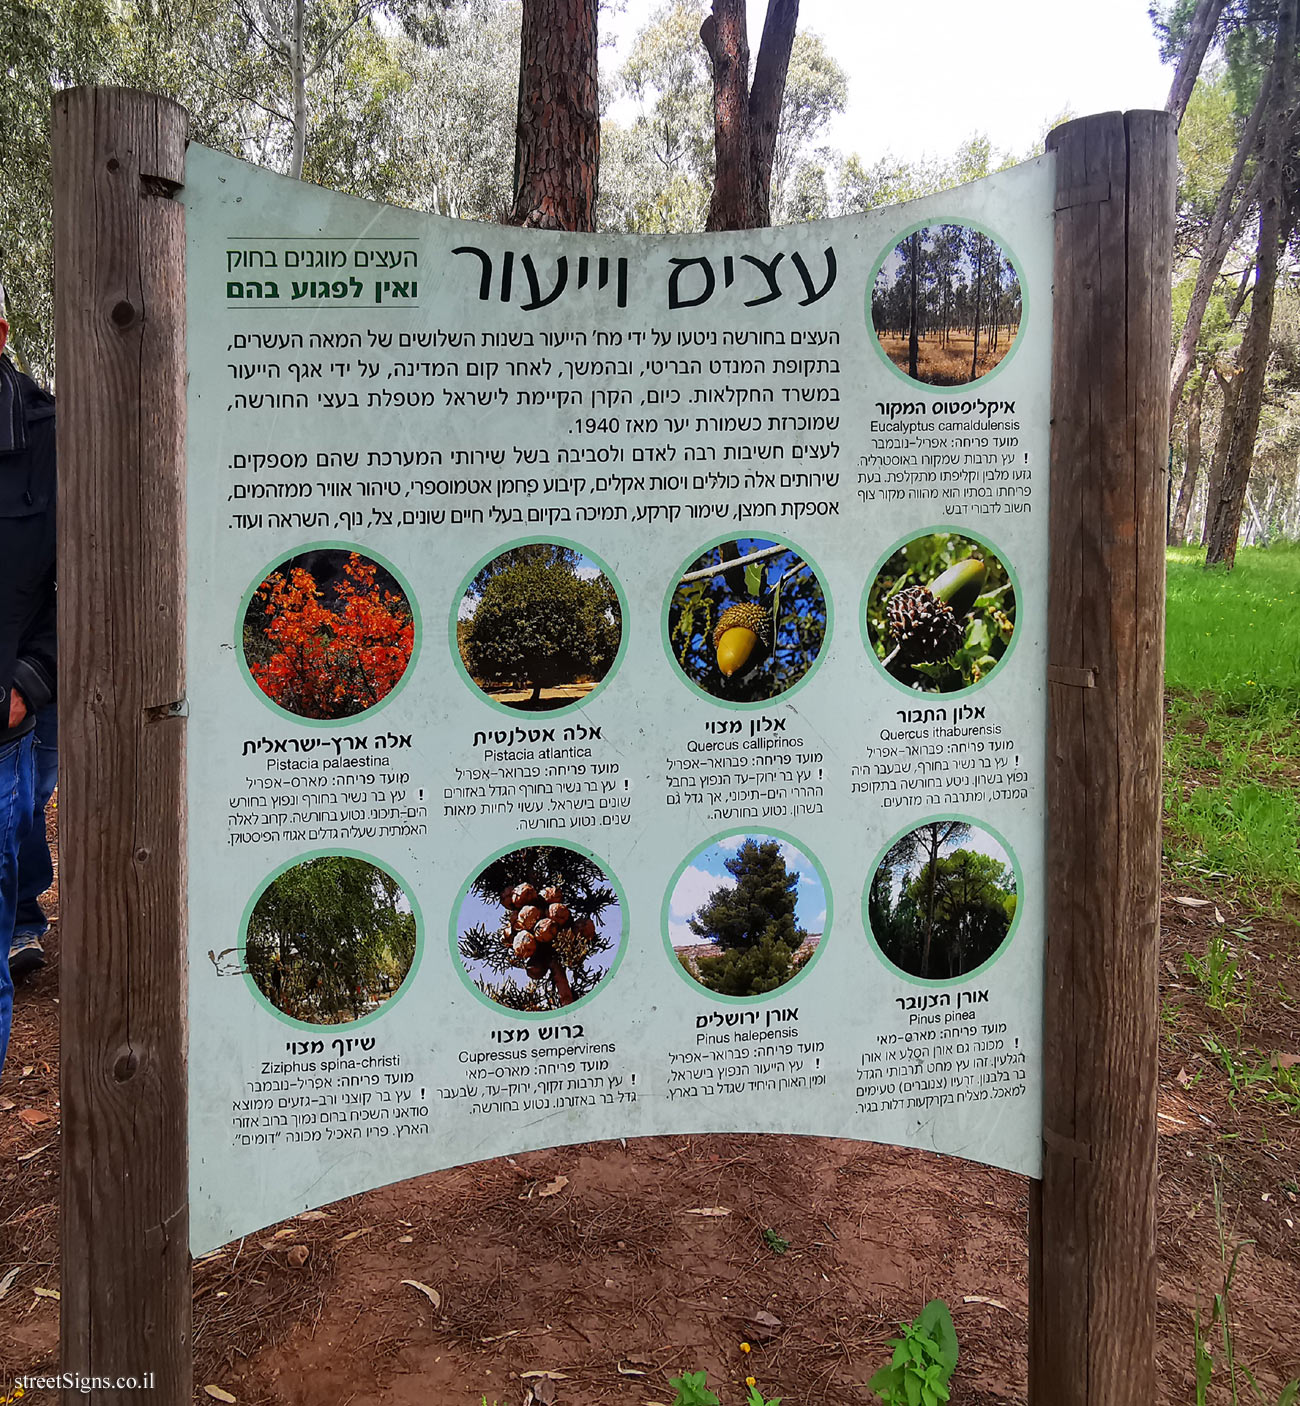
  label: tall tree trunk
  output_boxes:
[908,231,919,380]
[969,235,984,381]
[289,0,307,180]
[702,0,753,230]
[703,0,800,231]
[1206,0,1297,567]
[747,0,799,225]
[1168,82,1268,424]
[1170,378,1204,544]
[1165,0,1228,125]
[1201,368,1239,546]
[509,0,599,230]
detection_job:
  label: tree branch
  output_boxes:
[703,0,753,230]
[678,543,786,584]
[1165,0,1227,126]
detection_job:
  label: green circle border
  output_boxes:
[235,540,423,728]
[860,524,1023,700]
[448,537,630,720]
[660,533,834,711]
[861,814,1024,987]
[864,218,1030,393]
[238,848,425,1031]
[447,838,630,1020]
[660,828,833,1006]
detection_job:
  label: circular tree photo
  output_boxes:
[241,855,417,1025]
[668,835,827,998]
[667,538,828,704]
[871,224,1023,386]
[867,819,1018,982]
[454,844,624,1011]
[242,548,415,720]
[865,531,1016,692]
[456,544,623,711]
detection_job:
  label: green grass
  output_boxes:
[1165,544,1300,906]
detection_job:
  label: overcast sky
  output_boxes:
[607,0,1174,166]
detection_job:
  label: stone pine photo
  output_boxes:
[866,531,1016,693]
[456,543,622,711]
[241,855,418,1025]
[241,547,415,720]
[454,844,623,1011]
[669,835,826,998]
[667,537,828,703]
[867,820,1018,982]
[872,223,1022,386]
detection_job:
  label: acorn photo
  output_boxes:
[867,533,1016,693]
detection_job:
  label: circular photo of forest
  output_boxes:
[871,224,1023,386]
[453,844,625,1012]
[240,854,418,1025]
[865,531,1016,693]
[667,834,828,999]
[241,547,416,721]
[666,537,829,704]
[455,543,624,712]
[866,819,1019,983]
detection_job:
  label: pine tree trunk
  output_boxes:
[1205,0,1297,567]
[1169,379,1203,545]
[1165,0,1227,125]
[1201,369,1238,547]
[509,0,599,230]
[289,0,307,180]
[703,0,754,230]
[1168,81,1267,424]
[747,0,799,225]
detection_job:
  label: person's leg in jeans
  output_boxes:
[9,703,55,979]
[0,732,37,1076]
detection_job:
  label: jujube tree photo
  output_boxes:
[242,855,418,1024]
[458,544,622,710]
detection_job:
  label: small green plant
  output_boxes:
[669,1371,720,1406]
[1184,930,1248,1011]
[668,1368,781,1406]
[761,1227,791,1255]
[1194,1179,1300,1406]
[869,1299,959,1406]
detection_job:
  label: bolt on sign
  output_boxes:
[184,146,1053,1253]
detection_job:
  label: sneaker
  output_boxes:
[9,933,45,980]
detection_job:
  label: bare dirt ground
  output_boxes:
[876,333,1018,387]
[1,803,1297,1404]
[480,682,599,710]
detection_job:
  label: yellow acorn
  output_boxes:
[713,602,773,678]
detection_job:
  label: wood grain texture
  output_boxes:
[1029,111,1175,1406]
[52,86,190,1405]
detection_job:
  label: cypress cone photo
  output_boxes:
[867,535,1016,693]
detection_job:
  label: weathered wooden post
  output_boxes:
[1030,110,1176,1405]
[52,87,191,1404]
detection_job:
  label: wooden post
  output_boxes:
[52,87,190,1404]
[1030,111,1175,1405]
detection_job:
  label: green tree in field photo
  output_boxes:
[460,545,622,710]
[243,855,417,1024]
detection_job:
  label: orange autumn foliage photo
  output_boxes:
[243,551,415,719]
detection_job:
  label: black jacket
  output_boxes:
[0,359,56,743]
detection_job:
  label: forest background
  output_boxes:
[4,0,1298,569]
